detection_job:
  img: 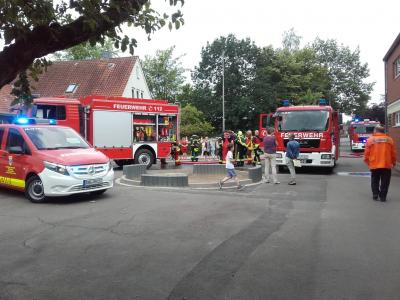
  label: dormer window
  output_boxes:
[65,84,77,93]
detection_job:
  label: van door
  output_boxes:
[2,128,31,189]
[0,127,8,187]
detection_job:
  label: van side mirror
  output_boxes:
[9,146,24,154]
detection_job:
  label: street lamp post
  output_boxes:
[222,50,225,132]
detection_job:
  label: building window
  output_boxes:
[141,91,144,98]
[132,88,135,98]
[395,58,400,78]
[136,90,140,98]
[396,112,400,126]
[65,84,77,93]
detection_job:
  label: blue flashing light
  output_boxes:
[319,98,327,106]
[48,119,57,125]
[15,117,30,125]
[282,99,290,106]
[354,118,360,122]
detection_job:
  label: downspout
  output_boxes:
[384,60,388,133]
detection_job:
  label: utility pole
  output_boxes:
[222,50,225,132]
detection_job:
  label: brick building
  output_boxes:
[0,56,152,113]
[384,33,400,171]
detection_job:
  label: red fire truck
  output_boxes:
[20,95,180,168]
[259,100,341,170]
[348,119,380,151]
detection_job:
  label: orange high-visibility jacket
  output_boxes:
[364,133,397,169]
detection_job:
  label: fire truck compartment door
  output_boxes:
[93,110,132,147]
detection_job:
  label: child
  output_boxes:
[218,144,244,190]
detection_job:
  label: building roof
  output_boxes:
[0,56,138,112]
[383,33,400,61]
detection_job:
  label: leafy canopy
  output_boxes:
[142,46,186,101]
[180,104,214,137]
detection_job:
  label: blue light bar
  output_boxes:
[282,99,290,106]
[15,117,31,125]
[48,119,57,125]
[319,98,327,106]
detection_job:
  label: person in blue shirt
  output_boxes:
[286,133,300,185]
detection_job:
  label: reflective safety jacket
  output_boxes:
[364,133,397,169]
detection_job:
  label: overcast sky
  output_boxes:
[132,0,399,104]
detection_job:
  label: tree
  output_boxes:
[311,38,374,114]
[282,28,301,52]
[192,34,260,131]
[54,38,119,60]
[356,101,385,124]
[142,46,185,101]
[180,104,214,137]
[0,0,184,90]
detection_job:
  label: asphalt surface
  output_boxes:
[1,138,399,300]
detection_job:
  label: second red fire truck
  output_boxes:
[18,95,180,168]
[348,119,380,151]
[260,99,341,171]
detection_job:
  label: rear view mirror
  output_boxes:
[9,146,24,154]
[338,113,343,124]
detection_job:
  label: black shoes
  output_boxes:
[373,194,387,202]
[380,197,386,202]
[373,195,379,201]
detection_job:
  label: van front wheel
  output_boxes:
[25,175,46,203]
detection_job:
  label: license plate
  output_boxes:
[83,178,102,188]
[300,159,307,163]
[299,155,308,159]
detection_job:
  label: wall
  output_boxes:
[122,59,152,99]
[386,40,400,171]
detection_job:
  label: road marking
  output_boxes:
[336,172,370,177]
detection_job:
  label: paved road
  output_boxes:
[1,144,399,299]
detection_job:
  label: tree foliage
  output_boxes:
[142,46,185,101]
[54,38,118,61]
[0,0,184,91]
[192,34,259,131]
[311,38,374,113]
[180,104,214,137]
[356,101,385,124]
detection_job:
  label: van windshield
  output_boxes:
[24,127,89,150]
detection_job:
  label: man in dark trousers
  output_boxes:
[364,126,397,202]
[286,133,300,185]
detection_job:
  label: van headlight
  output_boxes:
[108,160,113,171]
[44,161,70,176]
[321,154,332,159]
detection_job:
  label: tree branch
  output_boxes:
[0,0,148,89]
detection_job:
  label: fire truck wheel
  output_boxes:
[135,149,154,168]
[25,175,46,203]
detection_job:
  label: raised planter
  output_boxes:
[141,173,189,187]
[123,164,147,179]
[193,164,226,175]
[248,165,262,182]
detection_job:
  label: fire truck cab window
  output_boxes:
[353,125,376,134]
[36,105,66,120]
[6,128,31,155]
[278,111,329,131]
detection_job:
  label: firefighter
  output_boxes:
[245,130,254,165]
[252,129,263,165]
[235,130,247,167]
[170,141,182,166]
[189,135,201,162]
[216,137,224,163]
[221,130,234,163]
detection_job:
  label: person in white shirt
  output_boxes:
[218,144,244,190]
